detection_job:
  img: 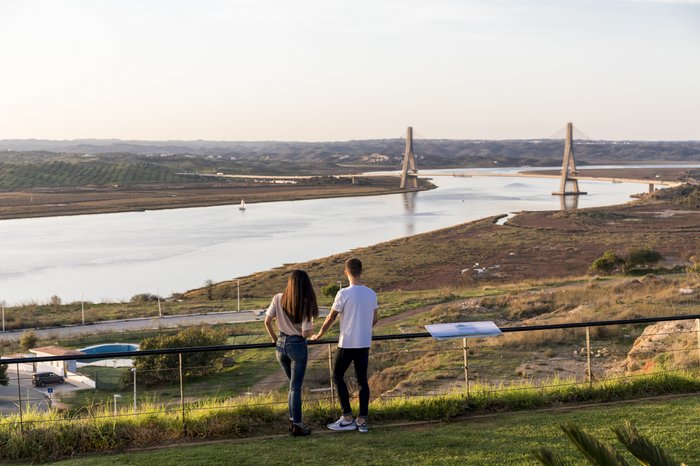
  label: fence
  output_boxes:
[1,314,699,434]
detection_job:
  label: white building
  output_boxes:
[29,346,85,376]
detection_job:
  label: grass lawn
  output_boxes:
[49,396,700,466]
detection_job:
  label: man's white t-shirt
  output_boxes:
[332,285,378,348]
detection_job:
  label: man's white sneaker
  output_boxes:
[327,417,357,431]
[357,420,368,433]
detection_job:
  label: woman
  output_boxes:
[264,269,319,436]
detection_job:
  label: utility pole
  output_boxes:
[1,300,5,332]
[237,279,240,312]
[157,288,162,318]
[81,292,85,326]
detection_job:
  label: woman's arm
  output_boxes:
[302,328,314,338]
[264,315,277,343]
[309,310,338,340]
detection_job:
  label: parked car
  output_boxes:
[31,372,65,387]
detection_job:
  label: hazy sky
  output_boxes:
[0,0,698,141]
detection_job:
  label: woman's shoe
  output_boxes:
[291,423,312,436]
[289,419,293,433]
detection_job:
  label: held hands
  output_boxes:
[309,333,321,341]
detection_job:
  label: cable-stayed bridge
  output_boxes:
[195,124,684,195]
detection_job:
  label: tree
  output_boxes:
[19,331,38,351]
[50,295,61,311]
[205,279,215,300]
[130,326,228,386]
[624,248,662,273]
[322,283,341,298]
[590,250,624,275]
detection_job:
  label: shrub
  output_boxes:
[19,331,38,351]
[321,283,340,298]
[625,248,662,270]
[130,326,228,386]
[590,250,624,275]
[687,255,700,278]
[130,293,161,304]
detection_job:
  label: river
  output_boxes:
[0,167,672,305]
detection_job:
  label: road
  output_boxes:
[0,310,267,344]
[0,308,330,344]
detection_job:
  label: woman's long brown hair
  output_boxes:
[281,270,319,324]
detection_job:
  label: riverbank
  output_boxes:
[193,182,700,299]
[1,165,687,221]
[0,177,433,220]
[526,166,696,183]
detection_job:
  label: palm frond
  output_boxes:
[532,447,573,466]
[561,423,630,466]
[613,421,682,466]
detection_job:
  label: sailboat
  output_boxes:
[239,199,246,211]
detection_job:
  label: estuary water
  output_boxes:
[0,168,664,304]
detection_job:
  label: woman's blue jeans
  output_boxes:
[275,334,308,423]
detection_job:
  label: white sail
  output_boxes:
[239,199,246,210]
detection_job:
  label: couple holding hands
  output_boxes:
[264,258,378,436]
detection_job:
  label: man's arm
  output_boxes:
[309,310,339,340]
[263,315,277,343]
[372,308,378,326]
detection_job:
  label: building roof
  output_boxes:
[29,346,85,357]
[1,353,29,359]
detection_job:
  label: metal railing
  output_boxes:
[1,313,699,433]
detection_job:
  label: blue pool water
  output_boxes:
[79,343,139,355]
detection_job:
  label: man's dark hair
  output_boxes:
[345,258,363,277]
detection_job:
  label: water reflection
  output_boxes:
[559,195,580,211]
[402,191,417,236]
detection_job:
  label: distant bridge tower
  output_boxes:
[553,122,586,196]
[400,126,418,190]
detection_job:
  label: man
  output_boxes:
[310,257,378,433]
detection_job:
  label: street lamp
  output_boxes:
[131,368,137,414]
[113,394,122,417]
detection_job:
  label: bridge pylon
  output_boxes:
[552,122,587,196]
[400,126,419,190]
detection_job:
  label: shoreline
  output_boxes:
[0,178,434,221]
[0,165,689,222]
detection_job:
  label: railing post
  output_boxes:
[132,368,137,414]
[462,337,470,399]
[586,326,593,387]
[16,364,23,435]
[328,343,335,405]
[696,319,700,369]
[178,353,186,434]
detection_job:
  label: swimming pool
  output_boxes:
[79,343,139,355]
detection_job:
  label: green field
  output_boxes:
[0,161,192,188]
[47,395,700,466]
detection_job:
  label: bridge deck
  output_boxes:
[189,171,682,187]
